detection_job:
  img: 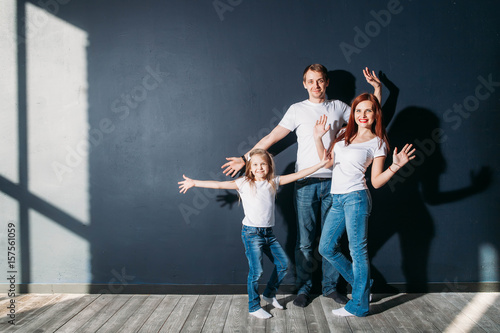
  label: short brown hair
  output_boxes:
[303,64,328,82]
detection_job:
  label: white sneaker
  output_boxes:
[332,307,355,317]
[262,295,284,309]
[250,308,272,319]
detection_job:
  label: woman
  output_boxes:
[313,93,415,317]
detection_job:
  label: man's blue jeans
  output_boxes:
[295,178,340,297]
[241,225,288,312]
[319,190,372,317]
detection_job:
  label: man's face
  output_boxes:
[303,70,329,102]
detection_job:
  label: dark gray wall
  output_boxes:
[7,0,500,291]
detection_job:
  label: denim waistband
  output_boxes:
[242,225,273,231]
[298,177,332,183]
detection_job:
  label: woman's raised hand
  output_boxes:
[393,144,416,168]
[363,67,381,89]
[178,175,195,194]
[314,115,330,139]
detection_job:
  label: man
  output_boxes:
[222,64,381,307]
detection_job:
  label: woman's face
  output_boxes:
[354,100,376,129]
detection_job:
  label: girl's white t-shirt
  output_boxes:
[331,137,387,194]
[235,176,280,227]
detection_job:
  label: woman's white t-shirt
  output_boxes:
[235,176,280,227]
[331,137,387,194]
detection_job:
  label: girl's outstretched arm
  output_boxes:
[371,144,416,189]
[178,175,237,194]
[279,149,332,186]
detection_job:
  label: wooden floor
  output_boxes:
[1,292,499,332]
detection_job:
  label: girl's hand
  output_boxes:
[363,67,381,89]
[178,175,195,194]
[314,115,330,139]
[392,144,416,169]
[320,148,332,166]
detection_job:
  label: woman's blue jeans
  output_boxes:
[241,225,288,312]
[319,190,372,317]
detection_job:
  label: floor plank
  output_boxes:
[318,294,353,332]
[305,296,332,333]
[0,292,499,332]
[95,294,150,332]
[74,294,133,333]
[159,295,199,333]
[180,295,216,333]
[0,294,31,318]
[119,295,166,333]
[441,292,499,333]
[265,294,290,333]
[201,295,232,333]
[2,294,72,331]
[371,294,424,333]
[285,296,308,333]
[137,295,180,333]
[55,294,116,333]
[222,294,249,333]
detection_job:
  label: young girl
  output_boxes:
[313,93,415,317]
[179,148,332,319]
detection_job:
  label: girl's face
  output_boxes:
[250,155,269,181]
[354,100,376,129]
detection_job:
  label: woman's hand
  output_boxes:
[392,144,416,169]
[363,67,381,89]
[178,175,195,194]
[314,115,330,140]
[221,157,245,177]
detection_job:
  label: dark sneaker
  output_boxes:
[325,291,349,305]
[293,294,309,307]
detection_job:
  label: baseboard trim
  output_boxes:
[8,282,500,294]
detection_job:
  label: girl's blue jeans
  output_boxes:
[241,225,288,312]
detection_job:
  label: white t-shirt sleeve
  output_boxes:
[234,177,243,189]
[274,176,280,190]
[341,102,351,124]
[278,106,296,131]
[374,140,388,158]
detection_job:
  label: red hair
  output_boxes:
[335,93,389,149]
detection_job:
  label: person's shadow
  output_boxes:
[368,106,492,293]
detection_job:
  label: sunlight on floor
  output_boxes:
[444,293,499,333]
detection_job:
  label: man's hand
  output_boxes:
[221,157,245,177]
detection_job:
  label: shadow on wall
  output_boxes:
[369,106,492,293]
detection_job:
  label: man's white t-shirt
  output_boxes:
[279,99,350,178]
[235,176,280,227]
[331,136,387,194]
